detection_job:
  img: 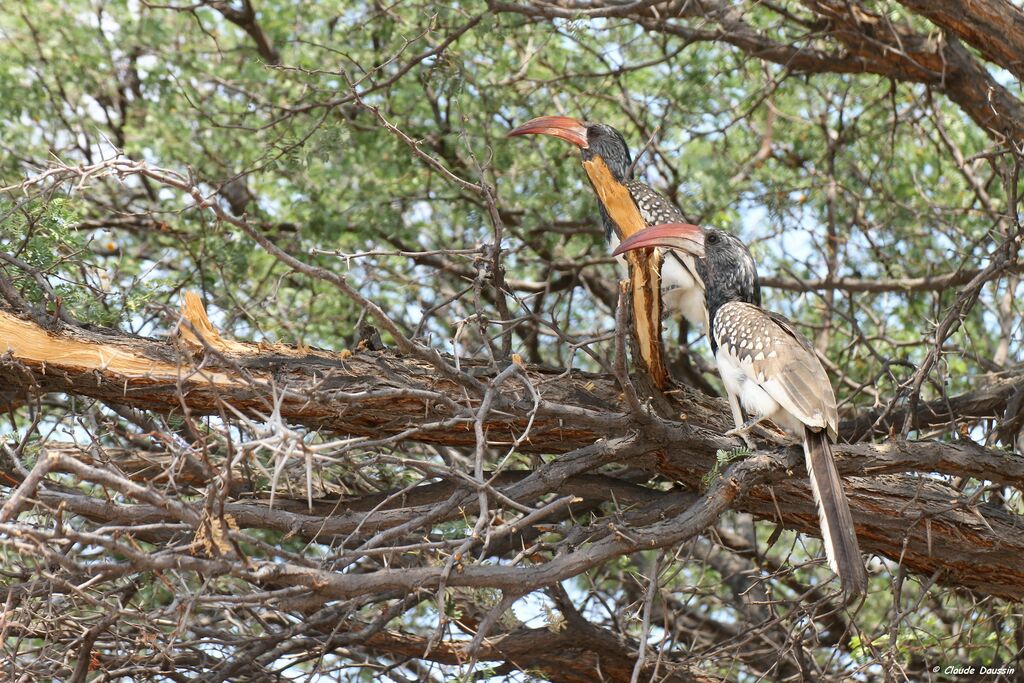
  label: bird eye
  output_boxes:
[707,232,720,244]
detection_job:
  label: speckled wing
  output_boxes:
[713,302,839,439]
[625,180,686,226]
[624,180,705,317]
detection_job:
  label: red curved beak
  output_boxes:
[612,223,706,258]
[507,115,589,149]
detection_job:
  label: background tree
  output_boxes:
[1,1,1023,680]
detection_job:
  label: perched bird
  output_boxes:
[614,223,867,596]
[506,116,719,328]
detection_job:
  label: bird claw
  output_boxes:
[726,420,795,450]
[724,425,759,451]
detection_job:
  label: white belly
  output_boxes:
[661,253,705,328]
[716,348,805,435]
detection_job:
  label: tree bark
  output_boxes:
[3,307,1024,597]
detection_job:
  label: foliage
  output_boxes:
[1,1,1022,681]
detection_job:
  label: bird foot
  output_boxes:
[726,419,795,449]
[725,423,760,451]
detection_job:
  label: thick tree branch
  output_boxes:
[361,622,724,683]
[3,306,1024,596]
[209,0,280,64]
[897,0,1024,82]
[843,366,1024,441]
[493,0,1024,144]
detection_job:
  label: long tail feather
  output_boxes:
[803,429,867,595]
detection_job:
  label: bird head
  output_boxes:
[614,224,761,309]
[507,116,632,182]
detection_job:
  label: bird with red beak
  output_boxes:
[614,223,867,596]
[507,116,713,329]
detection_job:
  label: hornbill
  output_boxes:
[614,223,867,596]
[506,116,734,328]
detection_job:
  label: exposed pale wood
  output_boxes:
[4,308,1024,596]
[0,306,236,384]
[177,290,250,354]
[582,156,668,390]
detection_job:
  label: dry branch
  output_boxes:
[3,304,1024,596]
[493,0,1024,144]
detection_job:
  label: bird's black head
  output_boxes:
[613,223,762,325]
[696,228,761,314]
[579,123,632,182]
[507,116,633,181]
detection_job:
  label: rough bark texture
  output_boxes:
[4,5,1024,676]
[896,0,1024,81]
[493,0,1024,145]
[3,307,1024,598]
